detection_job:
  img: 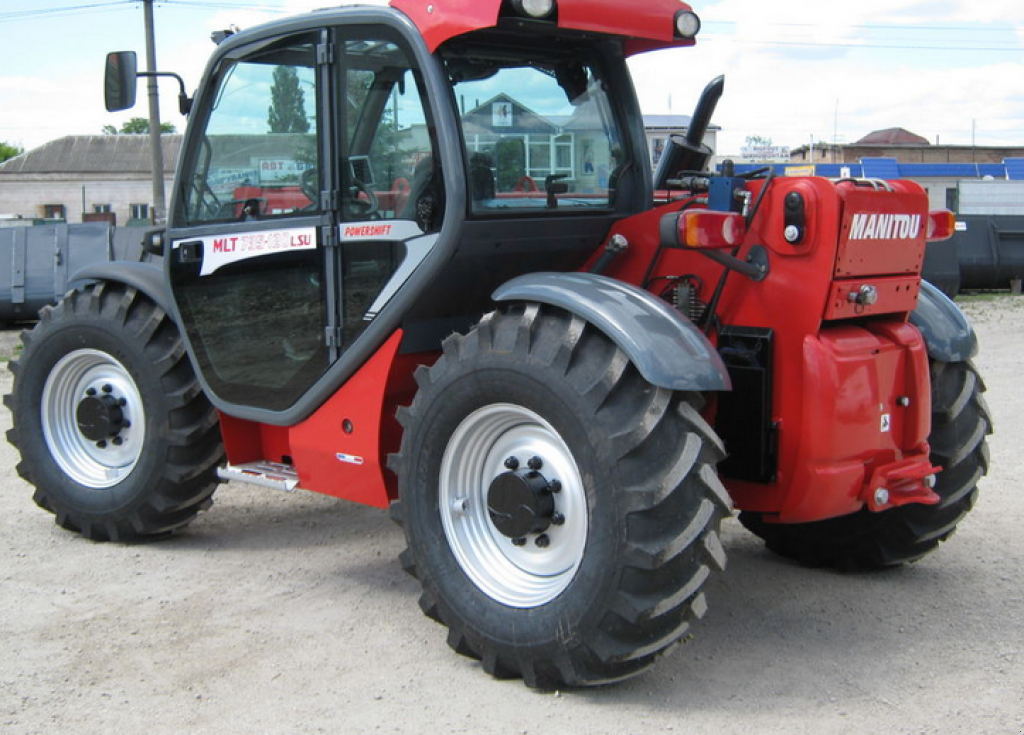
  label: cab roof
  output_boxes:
[389,0,698,55]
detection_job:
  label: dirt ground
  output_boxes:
[1,296,1022,735]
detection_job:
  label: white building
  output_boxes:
[0,135,180,226]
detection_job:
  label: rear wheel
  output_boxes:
[391,304,731,688]
[5,282,224,541]
[739,358,991,569]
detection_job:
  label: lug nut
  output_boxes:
[102,384,113,394]
[527,456,543,471]
[511,537,527,547]
[86,388,97,397]
[535,534,550,548]
[547,479,562,494]
[551,513,565,526]
[96,440,107,449]
[504,456,520,470]
[112,437,124,447]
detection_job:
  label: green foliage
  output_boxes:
[267,66,310,134]
[102,118,176,135]
[0,141,24,163]
[495,137,525,192]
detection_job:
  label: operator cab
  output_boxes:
[162,5,655,423]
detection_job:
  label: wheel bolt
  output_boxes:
[527,456,543,471]
[96,440,107,449]
[551,513,565,526]
[86,388,97,397]
[504,456,520,470]
[548,479,561,494]
[511,537,527,547]
[102,384,113,394]
[112,437,124,447]
[118,398,127,407]
[535,534,550,548]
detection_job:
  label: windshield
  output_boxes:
[446,54,624,213]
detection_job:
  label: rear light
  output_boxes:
[678,210,746,249]
[511,0,556,19]
[926,209,956,242]
[674,10,701,39]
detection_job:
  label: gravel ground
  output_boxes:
[1,296,1022,735]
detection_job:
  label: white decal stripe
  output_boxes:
[175,227,318,277]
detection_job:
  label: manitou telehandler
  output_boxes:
[6,0,990,688]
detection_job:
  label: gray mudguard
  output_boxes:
[910,279,978,363]
[71,261,174,316]
[492,272,731,392]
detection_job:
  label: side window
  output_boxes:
[449,61,623,213]
[181,37,320,225]
[339,38,439,346]
[342,47,439,229]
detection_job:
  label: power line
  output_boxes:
[700,34,1024,52]
[0,1,134,20]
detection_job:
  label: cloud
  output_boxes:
[630,0,1024,153]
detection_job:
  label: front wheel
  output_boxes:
[739,358,991,569]
[5,282,224,541]
[391,304,731,688]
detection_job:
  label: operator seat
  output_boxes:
[399,155,444,232]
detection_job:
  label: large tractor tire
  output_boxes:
[5,282,224,542]
[390,304,731,688]
[739,358,991,570]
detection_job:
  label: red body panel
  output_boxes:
[389,0,695,55]
[219,331,426,509]
[599,177,939,522]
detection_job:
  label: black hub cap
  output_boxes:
[76,394,125,442]
[487,469,556,539]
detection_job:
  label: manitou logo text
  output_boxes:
[849,213,921,241]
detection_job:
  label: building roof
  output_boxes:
[854,127,930,146]
[0,135,182,175]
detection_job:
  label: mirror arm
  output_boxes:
[137,71,193,115]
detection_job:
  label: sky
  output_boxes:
[1,0,1023,156]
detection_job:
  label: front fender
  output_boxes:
[909,280,978,363]
[71,261,174,316]
[493,272,731,392]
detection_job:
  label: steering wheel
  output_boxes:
[345,178,380,219]
[300,167,319,208]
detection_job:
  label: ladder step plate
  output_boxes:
[218,461,301,492]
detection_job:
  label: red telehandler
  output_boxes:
[6,0,990,688]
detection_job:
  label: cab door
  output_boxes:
[168,31,335,414]
[168,25,443,419]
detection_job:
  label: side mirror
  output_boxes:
[105,51,138,112]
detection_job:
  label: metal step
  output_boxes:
[218,461,302,492]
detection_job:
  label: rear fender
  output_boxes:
[71,262,174,316]
[909,280,978,363]
[492,272,731,392]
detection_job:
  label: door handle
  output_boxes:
[177,240,203,264]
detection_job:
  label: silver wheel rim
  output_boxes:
[439,403,588,608]
[41,349,146,488]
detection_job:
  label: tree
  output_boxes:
[267,66,310,133]
[102,118,177,135]
[0,141,24,163]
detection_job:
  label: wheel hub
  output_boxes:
[487,469,555,538]
[76,393,126,442]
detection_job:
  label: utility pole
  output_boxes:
[143,0,167,225]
